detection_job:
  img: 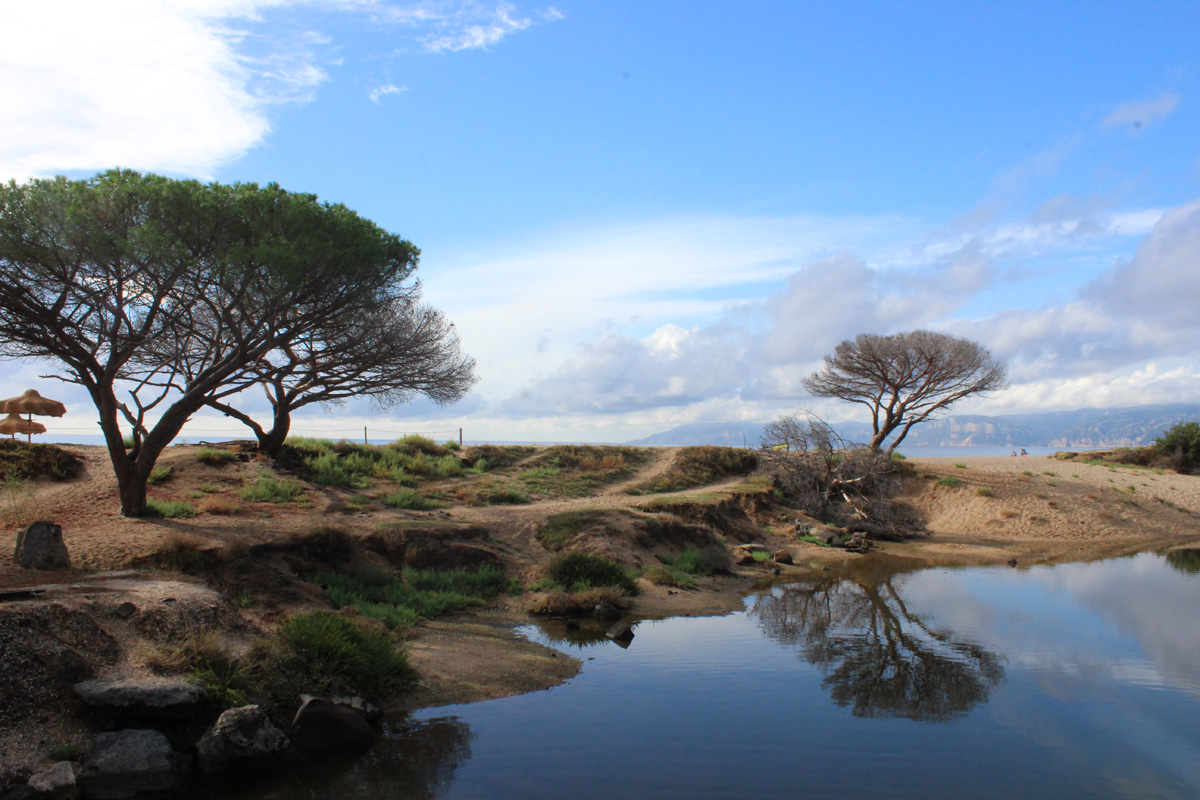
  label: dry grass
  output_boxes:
[527,586,628,616]
[198,496,239,515]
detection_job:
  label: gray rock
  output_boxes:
[114,603,137,619]
[73,677,208,722]
[77,730,189,800]
[605,621,634,643]
[13,521,70,570]
[774,549,794,565]
[27,762,77,800]
[196,705,300,776]
[289,698,374,757]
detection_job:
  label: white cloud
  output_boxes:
[0,0,325,180]
[1102,92,1181,133]
[0,0,561,181]
[472,195,1200,425]
[369,82,410,102]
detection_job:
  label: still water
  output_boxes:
[237,551,1200,800]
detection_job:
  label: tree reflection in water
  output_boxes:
[751,563,1005,722]
[1165,548,1200,575]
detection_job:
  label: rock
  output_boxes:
[809,527,840,545]
[13,521,70,570]
[288,698,374,757]
[0,785,39,800]
[1007,558,1018,567]
[605,621,634,643]
[114,603,137,619]
[774,549,794,565]
[73,677,209,723]
[27,762,77,800]
[77,730,189,800]
[738,543,769,553]
[734,552,758,566]
[297,694,382,723]
[196,705,300,776]
[792,521,813,535]
[593,602,621,619]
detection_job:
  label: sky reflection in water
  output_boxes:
[228,550,1200,800]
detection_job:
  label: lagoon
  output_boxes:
[212,551,1200,799]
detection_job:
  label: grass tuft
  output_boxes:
[240,475,304,503]
[145,498,197,518]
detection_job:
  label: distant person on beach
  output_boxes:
[1020,448,1028,456]
[1011,451,1017,457]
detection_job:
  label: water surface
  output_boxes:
[222,551,1200,799]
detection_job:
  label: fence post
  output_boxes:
[364,426,368,445]
[459,427,463,447]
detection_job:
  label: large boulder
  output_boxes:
[13,521,69,570]
[27,762,77,800]
[196,705,301,776]
[288,697,374,757]
[76,730,190,800]
[73,677,209,724]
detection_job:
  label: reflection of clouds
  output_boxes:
[897,557,1200,698]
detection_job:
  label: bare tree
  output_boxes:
[204,297,476,455]
[760,412,903,529]
[0,170,422,515]
[803,330,1007,453]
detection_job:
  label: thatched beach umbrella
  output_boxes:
[0,389,67,442]
[0,412,46,440]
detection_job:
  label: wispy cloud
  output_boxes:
[1102,92,1181,133]
[421,2,542,52]
[369,82,410,102]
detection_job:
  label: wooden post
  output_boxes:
[459,427,463,447]
[364,426,368,445]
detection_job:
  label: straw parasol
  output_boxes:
[0,412,46,440]
[0,389,67,443]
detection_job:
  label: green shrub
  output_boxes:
[443,440,462,451]
[954,463,968,469]
[936,477,961,488]
[545,551,637,594]
[254,611,415,704]
[145,498,196,518]
[662,546,729,576]
[975,486,994,497]
[305,452,371,488]
[311,565,516,627]
[196,447,238,466]
[1155,421,1200,472]
[240,475,304,503]
[798,534,831,547]
[381,488,443,511]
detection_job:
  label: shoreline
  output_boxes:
[3,446,1199,785]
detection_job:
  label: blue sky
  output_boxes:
[3,1,1200,442]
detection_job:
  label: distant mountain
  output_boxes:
[626,404,1200,448]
